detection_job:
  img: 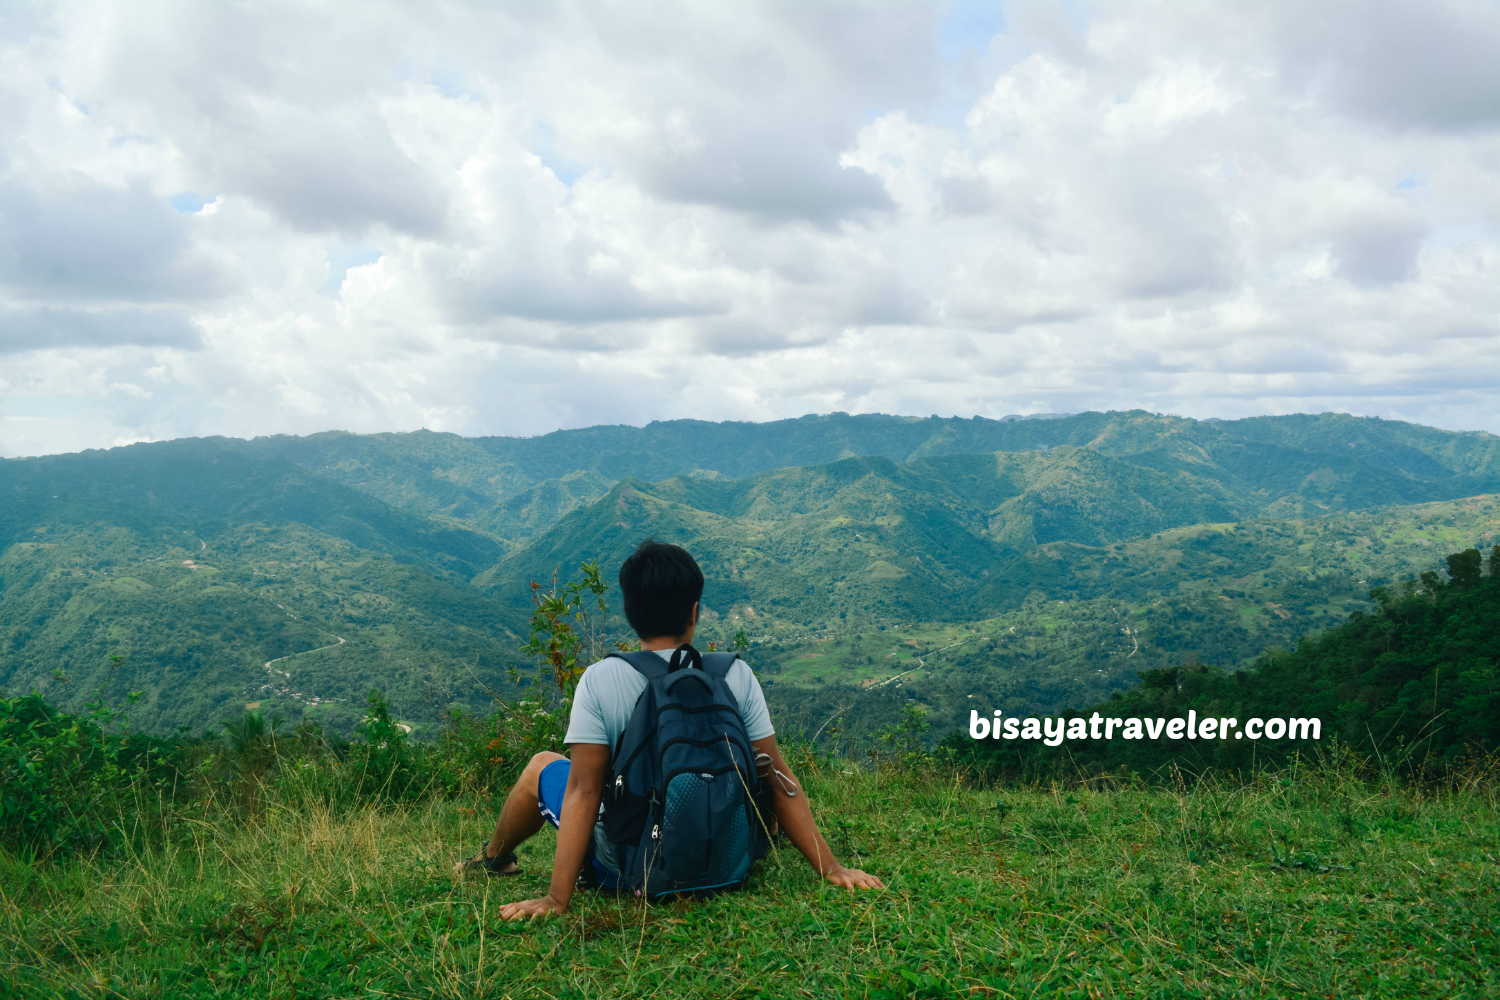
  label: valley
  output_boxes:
[2,411,1497,739]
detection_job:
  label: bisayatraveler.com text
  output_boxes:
[968,710,1321,745]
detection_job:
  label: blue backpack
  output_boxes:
[601,645,772,898]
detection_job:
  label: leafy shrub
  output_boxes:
[348,689,429,802]
[869,702,932,773]
[0,693,188,856]
[432,697,568,794]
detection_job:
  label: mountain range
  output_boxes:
[2,411,1496,736]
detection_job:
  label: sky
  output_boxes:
[1,0,1498,457]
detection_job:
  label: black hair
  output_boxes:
[619,539,704,640]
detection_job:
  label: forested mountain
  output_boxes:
[0,522,530,737]
[743,494,1500,741]
[484,455,1500,628]
[2,411,1497,737]
[0,441,534,734]
[248,410,1500,544]
[1,438,503,577]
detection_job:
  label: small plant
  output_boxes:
[220,711,285,772]
[520,560,617,696]
[872,702,931,773]
[351,689,425,802]
[218,709,287,812]
[433,698,570,794]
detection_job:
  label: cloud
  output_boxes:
[224,112,449,237]
[637,120,895,225]
[1,0,1498,458]
[0,306,200,354]
[1329,218,1428,286]
[1272,0,1500,132]
[0,177,224,301]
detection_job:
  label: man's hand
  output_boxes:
[498,894,566,921]
[825,866,884,890]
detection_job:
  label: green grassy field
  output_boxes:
[4,758,1495,999]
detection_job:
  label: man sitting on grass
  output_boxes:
[456,539,884,918]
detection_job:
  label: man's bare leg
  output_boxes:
[457,750,566,874]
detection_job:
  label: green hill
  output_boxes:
[737,495,1497,740]
[0,438,535,736]
[460,409,1500,503]
[0,438,504,578]
[484,449,1500,631]
[0,519,530,736]
[480,444,1255,626]
[946,547,1500,777]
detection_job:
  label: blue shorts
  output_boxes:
[536,759,623,889]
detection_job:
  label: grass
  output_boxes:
[2,761,1497,999]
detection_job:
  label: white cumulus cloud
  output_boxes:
[1,0,1498,457]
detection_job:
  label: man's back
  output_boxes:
[565,649,775,753]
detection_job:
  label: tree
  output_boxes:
[219,709,286,810]
[220,710,286,766]
[1447,548,1482,588]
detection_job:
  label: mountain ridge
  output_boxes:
[258,410,1500,542]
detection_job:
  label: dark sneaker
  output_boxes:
[454,847,520,876]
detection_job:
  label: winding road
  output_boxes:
[263,636,346,679]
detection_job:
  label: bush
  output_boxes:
[432,697,568,794]
[869,702,933,774]
[1,677,579,859]
[348,689,428,802]
[0,693,189,857]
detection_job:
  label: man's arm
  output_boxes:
[750,735,884,891]
[498,743,610,920]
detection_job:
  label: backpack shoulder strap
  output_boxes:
[699,652,742,680]
[614,650,669,681]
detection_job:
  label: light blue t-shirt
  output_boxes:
[565,650,775,750]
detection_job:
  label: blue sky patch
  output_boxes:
[941,0,1006,61]
[323,245,383,296]
[170,192,210,213]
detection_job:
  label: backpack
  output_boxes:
[600,645,772,898]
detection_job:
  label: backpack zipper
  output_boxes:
[658,764,751,803]
[657,734,753,765]
[657,703,743,716]
[611,704,741,779]
[611,723,661,779]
